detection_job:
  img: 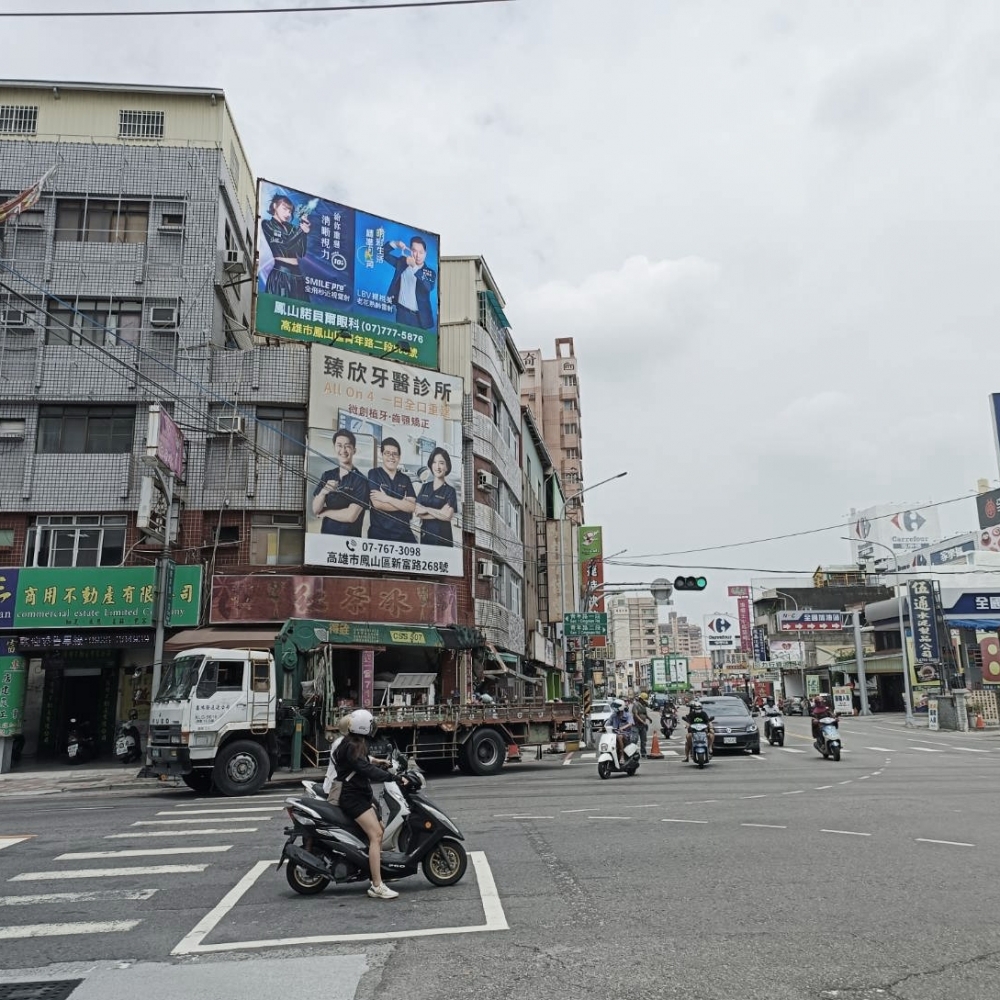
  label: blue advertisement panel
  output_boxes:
[255,179,439,369]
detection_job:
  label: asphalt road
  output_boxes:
[2,714,1000,1000]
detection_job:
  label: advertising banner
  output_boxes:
[737,595,752,653]
[769,640,804,663]
[848,503,942,563]
[256,179,440,369]
[305,345,463,577]
[751,625,770,662]
[977,488,1000,531]
[806,674,822,697]
[0,566,201,629]
[727,585,750,597]
[145,404,185,480]
[0,165,56,224]
[579,525,606,647]
[704,613,738,650]
[667,655,689,685]
[904,533,977,568]
[833,686,854,716]
[651,657,667,691]
[0,650,27,737]
[907,580,941,683]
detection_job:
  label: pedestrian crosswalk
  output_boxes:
[0,792,287,945]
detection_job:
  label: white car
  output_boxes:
[587,700,613,733]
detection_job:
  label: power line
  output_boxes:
[0,0,515,18]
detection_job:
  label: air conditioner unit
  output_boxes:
[477,470,498,490]
[223,249,247,273]
[215,414,245,434]
[149,306,178,328]
[1,309,28,329]
[477,559,497,579]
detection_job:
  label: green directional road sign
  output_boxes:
[564,612,608,638]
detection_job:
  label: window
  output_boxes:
[0,419,26,439]
[119,109,164,140]
[46,297,142,347]
[37,405,135,454]
[566,448,580,460]
[562,374,577,387]
[563,399,577,412]
[562,423,579,436]
[229,141,240,192]
[565,469,580,483]
[25,515,127,567]
[0,529,14,548]
[0,105,37,135]
[256,406,306,457]
[160,211,184,229]
[250,514,305,566]
[216,661,244,691]
[55,199,149,244]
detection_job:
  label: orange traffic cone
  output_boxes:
[648,731,664,760]
[506,742,522,763]
[976,714,986,730]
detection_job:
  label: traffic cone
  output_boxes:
[506,742,522,762]
[976,714,986,730]
[648,731,664,760]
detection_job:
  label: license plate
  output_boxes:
[67,744,78,757]
[115,739,128,754]
[723,737,737,744]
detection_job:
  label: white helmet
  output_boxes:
[609,698,625,712]
[348,708,377,737]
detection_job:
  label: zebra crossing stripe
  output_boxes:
[11,864,208,880]
[0,920,141,939]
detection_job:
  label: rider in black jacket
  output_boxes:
[683,700,715,762]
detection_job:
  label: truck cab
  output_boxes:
[148,647,276,794]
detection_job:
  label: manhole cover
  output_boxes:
[0,983,84,1000]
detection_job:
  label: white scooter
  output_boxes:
[814,715,842,761]
[597,724,640,779]
[763,711,785,747]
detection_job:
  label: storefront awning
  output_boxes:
[165,627,278,653]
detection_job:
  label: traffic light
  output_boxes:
[674,575,707,591]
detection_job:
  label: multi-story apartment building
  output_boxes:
[659,612,704,656]
[608,594,659,661]
[519,338,585,524]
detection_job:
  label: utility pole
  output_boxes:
[852,611,871,715]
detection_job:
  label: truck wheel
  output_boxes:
[182,771,214,795]
[456,746,474,775]
[421,837,467,886]
[467,729,505,776]
[213,740,269,796]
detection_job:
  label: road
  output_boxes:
[2,714,1000,1000]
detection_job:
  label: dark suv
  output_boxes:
[700,696,761,754]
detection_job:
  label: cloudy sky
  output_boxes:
[5,0,1000,621]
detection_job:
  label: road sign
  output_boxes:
[778,611,845,631]
[564,612,608,638]
[727,585,750,597]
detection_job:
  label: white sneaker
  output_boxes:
[367,882,399,900]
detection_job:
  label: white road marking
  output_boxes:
[821,829,871,837]
[953,747,990,753]
[814,786,833,790]
[11,864,208,881]
[0,920,141,939]
[747,755,766,762]
[171,851,507,955]
[866,746,896,752]
[0,889,157,906]
[740,794,767,799]
[838,780,852,784]
[781,790,804,795]
[560,808,596,814]
[741,823,787,829]
[158,809,275,816]
[661,819,707,824]
[859,776,870,780]
[132,817,275,825]
[105,828,258,838]
[915,838,974,847]
[577,753,596,760]
[507,815,553,820]
[588,816,631,820]
[56,846,232,860]
[781,748,807,753]
[684,799,718,804]
[0,836,31,852]
[911,747,944,753]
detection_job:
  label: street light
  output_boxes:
[841,536,914,726]
[565,470,628,507]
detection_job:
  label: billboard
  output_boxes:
[579,526,604,611]
[977,488,1000,531]
[848,503,942,563]
[769,640,805,663]
[736,594,752,653]
[146,404,185,480]
[255,179,440,369]
[305,345,464,577]
[703,613,738,650]
[907,580,941,682]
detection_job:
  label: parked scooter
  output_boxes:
[689,721,712,768]
[64,718,97,764]
[279,758,468,895]
[813,715,842,761]
[763,712,785,747]
[597,723,640,779]
[114,710,143,764]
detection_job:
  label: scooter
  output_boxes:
[65,719,97,764]
[114,710,143,764]
[597,724,640,779]
[689,722,711,768]
[279,762,468,895]
[660,709,678,740]
[763,712,785,747]
[813,715,842,761]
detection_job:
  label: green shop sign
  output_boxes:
[0,653,27,737]
[0,565,202,629]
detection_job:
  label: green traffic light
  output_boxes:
[695,577,707,590]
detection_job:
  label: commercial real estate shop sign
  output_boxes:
[0,566,202,629]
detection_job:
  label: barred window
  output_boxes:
[119,109,164,139]
[0,105,38,135]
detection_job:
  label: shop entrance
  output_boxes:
[38,652,120,758]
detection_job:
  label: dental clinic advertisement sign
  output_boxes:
[256,179,440,368]
[305,345,464,577]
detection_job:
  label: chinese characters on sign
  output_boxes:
[778,611,845,631]
[306,346,464,578]
[256,179,440,369]
[0,654,27,737]
[751,626,770,662]
[737,594,752,654]
[563,612,608,638]
[907,580,941,683]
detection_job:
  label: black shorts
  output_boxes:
[339,785,375,821]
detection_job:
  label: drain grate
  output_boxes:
[0,982,84,1000]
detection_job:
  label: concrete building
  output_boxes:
[659,611,703,656]
[519,338,585,524]
[608,594,659,661]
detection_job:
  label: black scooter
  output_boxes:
[64,718,97,764]
[660,709,677,740]
[115,710,143,764]
[278,768,468,895]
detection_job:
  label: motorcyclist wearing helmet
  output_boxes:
[607,697,634,767]
[331,709,403,900]
[683,699,714,762]
[811,694,836,741]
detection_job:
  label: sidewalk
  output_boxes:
[0,760,325,798]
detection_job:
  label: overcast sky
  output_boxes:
[5,0,1000,622]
